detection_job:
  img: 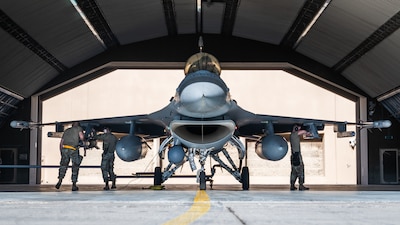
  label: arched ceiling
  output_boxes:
[0,0,399,127]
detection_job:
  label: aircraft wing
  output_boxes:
[76,109,174,139]
[79,114,168,139]
[225,100,390,139]
[11,101,182,139]
[12,97,390,140]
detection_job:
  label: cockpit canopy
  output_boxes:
[184,52,221,76]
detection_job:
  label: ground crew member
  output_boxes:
[55,122,85,191]
[94,127,118,190]
[290,124,310,191]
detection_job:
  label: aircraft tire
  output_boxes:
[154,167,162,186]
[199,171,206,190]
[241,166,249,190]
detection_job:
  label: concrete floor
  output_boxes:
[1,184,400,225]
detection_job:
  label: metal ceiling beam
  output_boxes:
[221,0,239,36]
[280,0,330,49]
[0,9,67,73]
[333,11,400,73]
[162,0,178,36]
[0,100,17,109]
[76,0,120,49]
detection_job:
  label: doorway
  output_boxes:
[380,148,399,184]
[0,148,17,183]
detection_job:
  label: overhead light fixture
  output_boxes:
[0,86,23,100]
[70,0,106,48]
[293,0,332,49]
[377,87,400,102]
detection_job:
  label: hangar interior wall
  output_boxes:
[367,102,400,184]
[40,69,356,185]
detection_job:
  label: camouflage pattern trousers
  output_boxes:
[290,164,305,185]
[58,148,82,182]
[101,152,116,183]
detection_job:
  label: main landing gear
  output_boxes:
[153,163,250,190]
[155,136,250,190]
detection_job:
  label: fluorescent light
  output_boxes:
[377,87,400,102]
[293,0,332,49]
[70,0,106,48]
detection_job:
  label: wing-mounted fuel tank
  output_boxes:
[255,121,289,161]
[255,135,288,161]
[115,121,145,162]
[116,135,143,162]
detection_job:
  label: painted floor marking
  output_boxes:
[163,190,211,225]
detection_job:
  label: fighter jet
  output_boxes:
[10,51,391,190]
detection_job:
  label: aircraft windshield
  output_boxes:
[184,52,221,75]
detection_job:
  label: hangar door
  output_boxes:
[0,148,17,183]
[380,149,399,184]
[40,69,357,185]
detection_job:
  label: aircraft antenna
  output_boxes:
[198,36,204,52]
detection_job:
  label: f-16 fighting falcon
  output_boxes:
[10,50,391,190]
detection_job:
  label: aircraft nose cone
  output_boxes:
[181,82,225,100]
[180,82,227,114]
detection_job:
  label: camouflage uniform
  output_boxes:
[95,131,118,190]
[56,125,83,191]
[289,129,307,190]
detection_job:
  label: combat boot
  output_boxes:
[104,181,110,190]
[299,185,309,191]
[72,182,79,191]
[111,177,116,189]
[55,179,62,189]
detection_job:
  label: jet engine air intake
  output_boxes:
[170,120,235,150]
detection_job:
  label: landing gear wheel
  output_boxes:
[199,171,206,190]
[154,167,162,186]
[241,166,249,190]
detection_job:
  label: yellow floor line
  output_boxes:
[163,190,211,225]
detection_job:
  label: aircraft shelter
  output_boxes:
[0,1,399,186]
